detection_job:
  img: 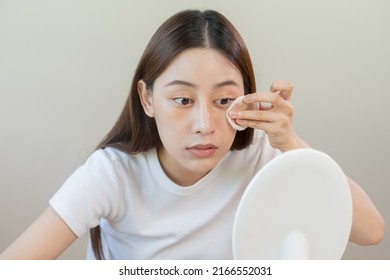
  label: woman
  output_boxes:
[0,9,384,260]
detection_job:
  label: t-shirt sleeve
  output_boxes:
[49,149,124,237]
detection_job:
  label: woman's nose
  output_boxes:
[192,103,216,135]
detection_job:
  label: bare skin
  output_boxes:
[0,207,77,259]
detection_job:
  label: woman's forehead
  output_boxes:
[154,48,244,89]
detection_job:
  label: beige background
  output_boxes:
[0,0,389,259]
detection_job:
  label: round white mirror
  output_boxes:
[233,149,352,259]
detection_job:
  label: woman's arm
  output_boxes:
[347,177,384,245]
[0,206,78,259]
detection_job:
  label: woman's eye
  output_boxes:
[215,98,235,106]
[173,97,193,106]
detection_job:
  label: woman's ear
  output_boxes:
[138,80,154,117]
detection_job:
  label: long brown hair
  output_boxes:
[90,9,257,259]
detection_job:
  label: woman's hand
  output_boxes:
[229,80,307,152]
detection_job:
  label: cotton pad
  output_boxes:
[226,96,258,130]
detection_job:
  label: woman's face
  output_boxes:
[139,48,244,186]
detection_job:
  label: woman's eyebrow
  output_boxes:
[164,80,196,88]
[164,79,240,89]
[213,80,240,89]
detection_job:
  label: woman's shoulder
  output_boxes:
[253,129,266,141]
[230,129,281,166]
[241,129,267,152]
[74,147,155,183]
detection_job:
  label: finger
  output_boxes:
[235,118,270,130]
[243,92,286,110]
[243,92,279,105]
[236,114,291,135]
[233,109,284,124]
[270,80,293,101]
[235,117,282,131]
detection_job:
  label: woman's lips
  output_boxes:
[186,144,218,157]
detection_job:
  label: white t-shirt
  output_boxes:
[49,130,281,259]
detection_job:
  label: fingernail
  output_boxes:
[243,95,251,102]
[260,102,272,109]
[229,110,238,117]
